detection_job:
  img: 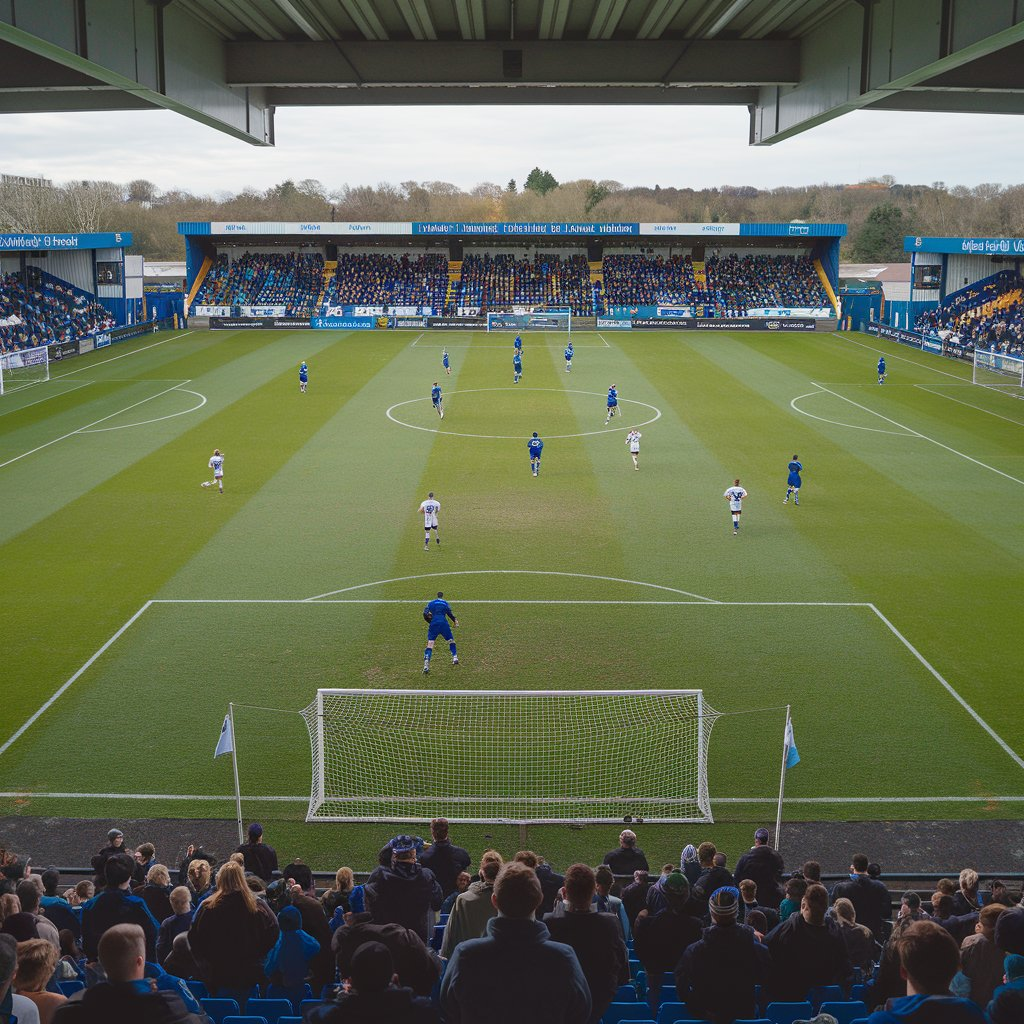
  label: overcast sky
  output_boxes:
[0,103,1018,194]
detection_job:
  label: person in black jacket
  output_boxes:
[81,855,161,962]
[733,828,784,909]
[692,844,735,910]
[602,829,649,876]
[419,819,470,898]
[235,823,279,883]
[365,836,442,943]
[830,853,891,939]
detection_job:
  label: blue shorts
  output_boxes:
[432,399,441,407]
[427,620,454,642]
[788,473,802,487]
[530,451,542,460]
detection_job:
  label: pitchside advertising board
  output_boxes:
[867,321,942,353]
[210,317,314,330]
[632,317,818,331]
[49,340,80,359]
[427,317,486,330]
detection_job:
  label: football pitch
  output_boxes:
[1,325,1022,867]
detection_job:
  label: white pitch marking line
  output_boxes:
[48,330,194,381]
[0,381,193,470]
[77,389,208,433]
[915,384,1024,427]
[812,381,1024,487]
[790,390,914,436]
[0,601,153,757]
[0,379,94,417]
[597,332,612,348]
[868,603,1024,772]
[410,332,424,347]
[830,331,972,383]
[0,792,306,802]
[304,569,719,603]
[151,599,866,606]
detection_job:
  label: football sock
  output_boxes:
[424,648,432,662]
[449,642,457,656]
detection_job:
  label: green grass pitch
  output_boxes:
[0,324,1022,868]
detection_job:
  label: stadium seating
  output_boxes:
[325,252,448,309]
[201,997,242,1023]
[764,1001,814,1024]
[915,270,1024,357]
[193,251,326,314]
[818,1001,870,1024]
[0,268,116,351]
[454,252,595,315]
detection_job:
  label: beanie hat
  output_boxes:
[995,907,1024,955]
[681,844,698,864]
[1004,953,1024,982]
[663,871,689,897]
[103,854,133,887]
[709,886,740,920]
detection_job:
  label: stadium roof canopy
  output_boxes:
[905,235,1024,256]
[3,1,1023,147]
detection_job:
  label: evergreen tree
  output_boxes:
[524,167,559,196]
[852,202,906,261]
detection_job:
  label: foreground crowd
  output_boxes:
[1,822,1022,1023]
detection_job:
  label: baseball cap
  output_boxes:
[248,822,263,838]
[754,827,770,843]
[107,828,123,840]
[663,871,689,896]
[709,886,740,919]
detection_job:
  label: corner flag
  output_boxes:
[214,713,234,759]
[784,717,800,770]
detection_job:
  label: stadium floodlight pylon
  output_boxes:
[302,688,718,824]
[0,344,50,395]
[972,348,1024,394]
[486,310,572,336]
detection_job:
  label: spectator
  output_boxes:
[137,865,173,927]
[283,880,334,995]
[734,827,785,909]
[0,932,39,1024]
[440,852,502,959]
[739,879,780,932]
[52,923,204,1023]
[365,836,442,943]
[745,909,768,942]
[676,886,771,1024]
[307,940,438,1023]
[264,905,319,1006]
[593,866,630,940]
[440,861,590,1024]
[38,871,78,941]
[419,818,471,898]
[633,871,703,1013]
[988,908,1024,1023]
[620,870,650,928]
[951,869,980,917]
[833,897,876,973]
[185,860,213,906]
[680,845,701,886]
[13,939,64,1024]
[987,880,1015,908]
[132,844,157,888]
[831,853,892,939]
[802,861,823,884]
[187,860,279,1005]
[535,858,566,919]
[11,882,59,950]
[602,829,649,876]
[439,872,471,917]
[544,864,628,1024]
[321,868,355,919]
[867,919,985,1023]
[692,843,735,908]
[765,882,850,1002]
[236,823,278,883]
[899,891,929,922]
[81,855,160,962]
[779,877,808,923]
[331,916,440,998]
[176,845,215,889]
[958,903,1006,1009]
[155,886,192,966]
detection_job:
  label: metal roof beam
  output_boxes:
[395,0,437,40]
[538,0,571,40]
[338,0,389,40]
[587,0,630,39]
[453,0,486,40]
[636,0,689,40]
[215,0,287,40]
[273,0,327,40]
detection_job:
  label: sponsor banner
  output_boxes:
[239,305,286,317]
[392,316,426,329]
[392,305,418,316]
[95,333,111,349]
[210,317,313,330]
[355,306,386,316]
[208,222,404,235]
[906,234,1024,256]
[655,306,695,318]
[596,318,632,330]
[747,307,833,317]
[193,305,231,317]
[48,339,80,360]
[867,322,924,349]
[413,221,640,236]
[79,337,95,353]
[633,317,817,331]
[428,317,485,331]
[0,231,131,251]
[310,316,375,330]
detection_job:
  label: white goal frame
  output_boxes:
[0,344,50,396]
[973,348,1024,391]
[486,310,573,336]
[302,687,716,825]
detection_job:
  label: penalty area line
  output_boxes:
[0,791,306,802]
[49,330,194,381]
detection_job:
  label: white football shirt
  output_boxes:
[626,431,642,452]
[209,454,224,477]
[724,485,747,510]
[419,498,440,526]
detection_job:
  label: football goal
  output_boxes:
[486,310,572,334]
[973,348,1024,394]
[0,344,50,396]
[302,688,719,824]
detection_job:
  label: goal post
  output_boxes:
[0,344,49,396]
[973,348,1024,393]
[486,310,572,336]
[302,688,719,824]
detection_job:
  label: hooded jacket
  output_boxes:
[365,861,442,942]
[265,905,320,987]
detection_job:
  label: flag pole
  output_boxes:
[774,704,791,851]
[229,702,243,845]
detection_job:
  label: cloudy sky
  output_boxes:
[0,103,1017,194]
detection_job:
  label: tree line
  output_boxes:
[2,170,1022,263]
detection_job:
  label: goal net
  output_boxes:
[0,344,50,396]
[973,348,1024,394]
[486,310,572,334]
[302,688,718,824]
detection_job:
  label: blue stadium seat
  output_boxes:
[57,980,84,997]
[201,999,241,1024]
[819,1001,869,1024]
[656,1002,689,1024]
[222,1017,268,1024]
[615,984,638,1001]
[850,983,868,1003]
[765,1003,814,1024]
[186,979,209,1001]
[603,1003,654,1024]
[808,984,845,1010]
[246,998,294,1024]
[298,1000,325,1016]
[431,922,446,950]
[629,959,642,978]
[733,1019,772,1024]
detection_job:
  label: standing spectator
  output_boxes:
[285,881,334,996]
[765,883,850,1002]
[440,862,590,1024]
[138,865,174,927]
[187,861,279,1005]
[264,905,320,1007]
[0,933,15,1024]
[236,823,278,883]
[602,830,649,876]
[739,879,779,932]
[365,836,442,943]
[779,877,807,923]
[875,898,929,1008]
[692,843,735,908]
[987,880,1015,907]
[419,819,470,898]
[331,916,440,998]
[951,869,980,916]
[176,845,215,889]
[594,866,630,941]
[440,873,471,917]
[132,844,157,888]
[156,887,193,966]
[14,883,59,951]
[680,846,701,887]
[186,860,213,906]
[866,919,985,1023]
[535,858,566,918]
[38,871,78,941]
[831,853,892,939]
[440,853,502,959]
[81,855,160,962]
[959,904,1006,1009]
[544,864,628,1024]
[802,861,823,884]
[12,940,64,1024]
[833,897,877,973]
[93,829,126,878]
[321,868,355,920]
[988,908,1024,1023]
[734,828,785,909]
[676,886,771,1024]
[620,870,650,929]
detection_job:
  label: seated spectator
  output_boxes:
[765,882,851,1002]
[52,923,204,1023]
[137,865,173,927]
[734,827,785,908]
[440,852,502,959]
[544,864,628,1024]
[832,853,891,939]
[0,932,38,1024]
[365,836,442,944]
[322,867,355,920]
[739,878,780,932]
[13,939,64,1024]
[601,829,649,876]
[264,904,319,1006]
[419,818,471,898]
[439,872,471,917]
[440,861,590,1024]
[307,940,438,1023]
[867,919,985,1023]
[951,869,980,916]
[620,869,650,929]
[236,822,278,883]
[332,914,439,998]
[780,876,808,922]
[676,886,770,1024]
[81,854,161,963]
[959,904,1006,1009]
[833,897,877,973]
[155,887,193,966]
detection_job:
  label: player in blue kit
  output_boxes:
[564,341,573,372]
[605,384,618,424]
[784,455,802,505]
[299,361,308,393]
[878,356,886,384]
[423,591,459,673]
[528,432,543,476]
[513,351,523,384]
[431,381,444,419]
[514,334,523,355]
[442,348,451,375]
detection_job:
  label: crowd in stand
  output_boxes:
[194,253,326,315]
[602,254,698,306]
[455,254,596,316]
[914,273,1024,360]
[0,271,116,353]
[2,821,1022,1024]
[326,253,448,309]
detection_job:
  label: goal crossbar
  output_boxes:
[0,344,50,396]
[973,349,1024,391]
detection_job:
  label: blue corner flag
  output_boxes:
[784,717,800,770]
[214,713,234,759]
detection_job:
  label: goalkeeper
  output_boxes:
[423,591,459,674]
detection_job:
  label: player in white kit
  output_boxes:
[418,492,441,549]
[724,479,747,535]
[202,449,224,494]
[625,429,642,470]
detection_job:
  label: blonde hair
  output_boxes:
[14,939,58,992]
[188,859,212,891]
[207,860,257,914]
[480,850,504,873]
[959,868,979,892]
[333,867,354,893]
[834,897,857,925]
[75,880,94,900]
[0,893,20,925]
[146,864,171,887]
[229,853,245,866]
[169,886,192,913]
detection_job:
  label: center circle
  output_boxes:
[385,387,662,439]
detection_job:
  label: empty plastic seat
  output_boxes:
[765,1003,814,1024]
[656,1003,689,1024]
[186,979,209,1000]
[819,1001,869,1024]
[57,980,84,997]
[615,984,638,1001]
[808,985,845,1010]
[298,1000,325,1016]
[222,1017,268,1024]
[850,983,868,1004]
[603,1003,654,1024]
[246,998,294,1024]
[431,922,446,950]
[201,999,242,1024]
